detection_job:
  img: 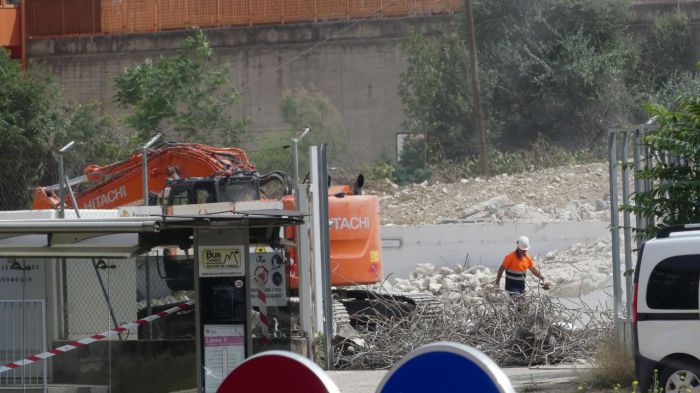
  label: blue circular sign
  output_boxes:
[377,342,514,393]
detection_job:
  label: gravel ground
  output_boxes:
[366,162,611,226]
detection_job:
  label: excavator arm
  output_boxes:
[32,143,256,210]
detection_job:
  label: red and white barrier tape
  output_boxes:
[0,300,194,375]
[254,275,271,344]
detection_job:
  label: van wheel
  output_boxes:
[661,361,700,393]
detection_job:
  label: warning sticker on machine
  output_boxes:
[199,246,245,277]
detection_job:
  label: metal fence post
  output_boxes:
[145,256,153,340]
[608,131,622,323]
[41,300,47,392]
[621,131,633,317]
[633,129,644,250]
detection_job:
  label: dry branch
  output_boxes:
[334,289,612,369]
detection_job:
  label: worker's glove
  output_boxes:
[539,281,552,290]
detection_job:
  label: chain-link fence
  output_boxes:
[59,254,195,341]
[56,255,197,392]
[0,241,295,391]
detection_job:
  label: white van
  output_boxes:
[634,224,700,393]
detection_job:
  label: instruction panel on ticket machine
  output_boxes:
[251,245,287,306]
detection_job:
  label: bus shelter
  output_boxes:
[0,211,303,392]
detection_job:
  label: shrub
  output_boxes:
[362,158,396,182]
[582,338,635,390]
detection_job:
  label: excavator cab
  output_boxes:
[164,171,290,206]
[161,171,289,291]
[166,174,261,206]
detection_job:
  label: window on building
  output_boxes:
[647,255,700,310]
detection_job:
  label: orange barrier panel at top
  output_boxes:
[250,0,283,25]
[27,0,99,38]
[316,0,349,20]
[27,0,461,38]
[102,0,156,34]
[219,0,251,26]
[348,0,381,18]
[382,0,412,17]
[282,0,316,23]
[0,7,21,47]
[187,0,218,28]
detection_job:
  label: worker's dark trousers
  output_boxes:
[505,278,525,295]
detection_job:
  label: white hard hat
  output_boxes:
[516,235,530,251]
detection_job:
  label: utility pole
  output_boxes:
[464,0,489,175]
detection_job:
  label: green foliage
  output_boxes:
[0,49,120,209]
[399,29,484,161]
[250,89,348,176]
[633,71,700,116]
[455,136,597,179]
[582,338,635,390]
[638,10,694,90]
[479,0,636,148]
[113,29,246,145]
[400,0,638,164]
[394,137,432,184]
[623,91,700,239]
[385,133,595,184]
[362,157,396,182]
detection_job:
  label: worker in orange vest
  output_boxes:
[494,235,546,295]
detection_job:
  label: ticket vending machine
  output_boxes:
[194,228,251,393]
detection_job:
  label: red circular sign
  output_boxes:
[217,351,339,393]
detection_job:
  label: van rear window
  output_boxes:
[647,255,700,310]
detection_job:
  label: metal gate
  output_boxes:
[608,125,659,352]
[0,300,48,391]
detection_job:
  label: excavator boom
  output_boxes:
[32,143,254,210]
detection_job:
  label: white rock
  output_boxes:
[438,267,455,275]
[428,282,443,294]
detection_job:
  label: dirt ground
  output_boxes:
[366,162,610,225]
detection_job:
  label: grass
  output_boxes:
[579,338,636,391]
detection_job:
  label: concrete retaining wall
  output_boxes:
[28,2,700,165]
[380,221,610,278]
[28,16,454,165]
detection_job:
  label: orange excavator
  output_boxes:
[33,142,385,300]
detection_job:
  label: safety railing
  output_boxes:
[26,0,460,39]
[0,300,48,390]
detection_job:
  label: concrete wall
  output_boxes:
[26,2,700,165]
[28,16,454,165]
[380,221,610,279]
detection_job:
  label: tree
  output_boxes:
[113,29,246,145]
[625,87,700,240]
[248,89,348,176]
[637,10,695,91]
[627,10,699,122]
[399,30,478,162]
[0,49,119,209]
[399,0,637,160]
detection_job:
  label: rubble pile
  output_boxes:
[366,163,611,225]
[337,290,612,369]
[381,238,617,303]
[340,240,619,369]
[386,263,497,306]
[536,240,622,298]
